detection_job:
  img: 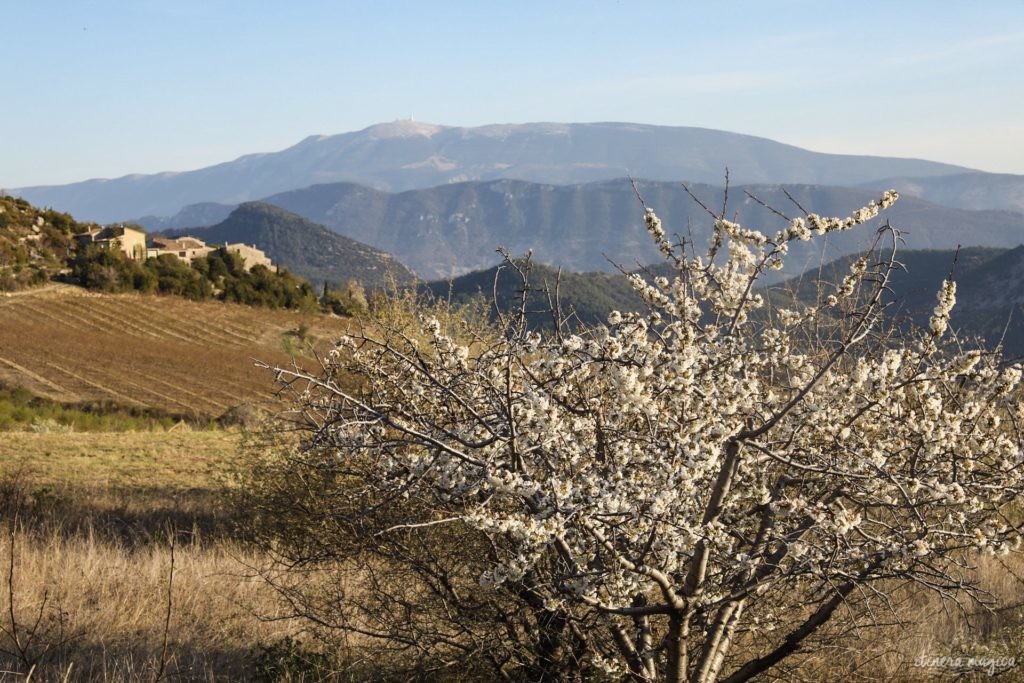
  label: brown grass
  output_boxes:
[0,285,345,419]
[0,429,313,682]
[4,424,1024,680]
[768,554,1024,681]
[0,523,292,681]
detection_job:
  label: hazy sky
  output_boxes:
[3,1,1023,187]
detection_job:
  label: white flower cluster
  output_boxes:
[773,190,899,243]
[715,217,768,246]
[930,279,956,336]
[645,207,673,257]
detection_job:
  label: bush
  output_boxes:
[217,403,265,430]
[150,253,213,299]
[251,188,1024,681]
[321,280,369,317]
[0,386,181,432]
[29,417,73,434]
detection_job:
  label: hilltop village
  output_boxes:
[74,225,272,271]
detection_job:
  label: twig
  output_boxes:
[5,508,28,672]
[153,519,176,682]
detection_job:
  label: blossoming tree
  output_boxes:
[265,188,1024,681]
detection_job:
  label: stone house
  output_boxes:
[147,235,273,272]
[222,243,272,271]
[75,225,148,260]
[147,236,214,262]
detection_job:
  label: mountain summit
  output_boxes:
[12,121,976,223]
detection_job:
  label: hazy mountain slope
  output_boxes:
[861,173,1024,213]
[424,261,645,328]
[772,246,1024,357]
[169,202,414,288]
[951,246,1024,355]
[136,202,235,232]
[13,121,975,223]
[262,179,1024,279]
[423,244,1024,356]
[771,247,1001,312]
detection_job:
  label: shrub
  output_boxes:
[254,187,1024,681]
[250,637,332,682]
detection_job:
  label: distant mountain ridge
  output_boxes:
[774,246,1024,358]
[136,202,235,232]
[167,202,414,289]
[430,246,1024,357]
[253,179,1024,279]
[12,121,988,223]
[424,260,645,329]
[861,173,1024,213]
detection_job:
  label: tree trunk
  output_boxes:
[665,613,687,683]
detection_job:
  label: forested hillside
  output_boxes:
[425,260,644,328]
[169,202,415,288]
[430,245,1024,357]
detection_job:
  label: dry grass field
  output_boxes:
[0,430,307,682]
[0,287,355,680]
[0,285,344,419]
[0,522,293,681]
[4,430,1024,681]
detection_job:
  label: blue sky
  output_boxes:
[3,1,1023,187]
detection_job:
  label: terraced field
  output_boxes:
[0,285,344,417]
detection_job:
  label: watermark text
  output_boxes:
[913,654,1017,677]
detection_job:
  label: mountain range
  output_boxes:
[140,188,1024,355]
[149,179,1024,280]
[431,246,1024,357]
[9,120,1024,298]
[13,121,1010,223]
[775,246,1024,358]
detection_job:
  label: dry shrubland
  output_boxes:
[6,247,1024,679]
[243,193,1024,680]
[0,518,289,681]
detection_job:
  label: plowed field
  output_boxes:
[0,285,344,417]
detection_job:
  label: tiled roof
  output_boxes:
[150,236,208,251]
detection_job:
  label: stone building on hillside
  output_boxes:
[75,225,148,260]
[147,235,213,262]
[146,234,273,272]
[74,228,275,272]
[222,242,272,270]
